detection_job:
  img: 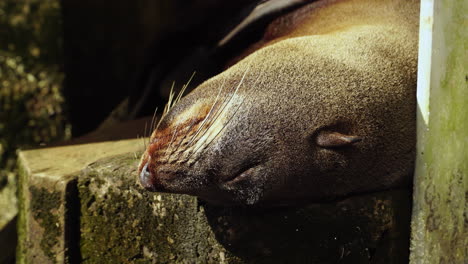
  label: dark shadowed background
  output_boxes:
[0,1,256,263]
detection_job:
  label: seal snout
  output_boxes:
[139,162,158,191]
[139,161,184,192]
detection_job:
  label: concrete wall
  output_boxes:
[410,0,468,263]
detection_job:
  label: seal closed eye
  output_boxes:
[138,0,419,206]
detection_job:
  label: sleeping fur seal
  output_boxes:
[138,0,419,206]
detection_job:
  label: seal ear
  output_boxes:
[316,132,362,148]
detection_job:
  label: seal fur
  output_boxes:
[138,0,419,206]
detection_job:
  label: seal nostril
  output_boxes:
[139,163,153,190]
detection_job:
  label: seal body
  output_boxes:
[138,0,419,206]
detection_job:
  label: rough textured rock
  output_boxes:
[18,138,411,263]
[0,172,17,230]
[16,139,144,264]
[78,154,239,264]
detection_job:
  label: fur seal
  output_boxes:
[138,0,419,206]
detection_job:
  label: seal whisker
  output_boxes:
[174,72,195,106]
[149,83,175,140]
[204,98,245,151]
[152,116,164,140]
[150,107,159,131]
[189,97,245,163]
[164,123,181,163]
[186,76,228,147]
[165,81,176,115]
[137,134,145,152]
[205,63,252,127]
[168,117,198,161]
[189,65,251,149]
[167,123,180,152]
[149,106,159,147]
[143,122,148,149]
[209,98,244,147]
[148,73,194,146]
[158,73,197,161]
[150,82,177,144]
[188,67,261,163]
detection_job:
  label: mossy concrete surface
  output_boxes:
[0,171,17,229]
[78,153,411,264]
[410,0,467,263]
[78,154,239,264]
[17,139,144,264]
[18,137,412,263]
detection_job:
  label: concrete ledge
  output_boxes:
[17,139,144,264]
[18,139,411,263]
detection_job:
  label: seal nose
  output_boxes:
[139,163,155,191]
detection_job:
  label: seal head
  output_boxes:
[138,0,418,206]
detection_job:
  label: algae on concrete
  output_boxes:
[29,186,62,262]
[0,172,17,228]
[16,139,146,264]
[411,0,467,263]
[17,157,70,264]
[78,154,239,264]
[77,153,411,264]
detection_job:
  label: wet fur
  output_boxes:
[139,0,419,206]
